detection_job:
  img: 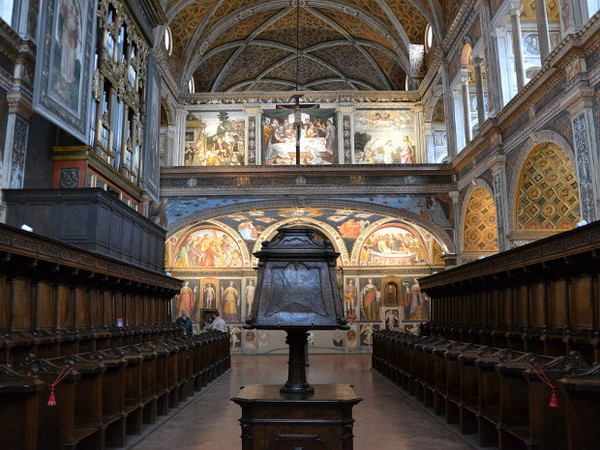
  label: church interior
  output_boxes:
[0,0,600,448]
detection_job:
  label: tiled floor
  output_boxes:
[129,354,473,449]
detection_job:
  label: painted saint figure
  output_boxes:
[204,283,216,309]
[222,281,240,321]
[361,278,379,321]
[177,281,196,318]
[245,279,255,318]
[344,279,357,318]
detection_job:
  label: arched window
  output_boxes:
[163,26,173,56]
[424,24,433,52]
[188,77,196,94]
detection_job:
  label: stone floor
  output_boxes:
[128,354,475,449]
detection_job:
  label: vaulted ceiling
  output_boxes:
[162,0,462,92]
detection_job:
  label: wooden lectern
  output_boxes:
[232,227,361,449]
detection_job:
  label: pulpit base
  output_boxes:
[231,383,362,450]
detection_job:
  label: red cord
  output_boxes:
[36,367,74,406]
[530,363,559,408]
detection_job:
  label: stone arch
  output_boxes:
[165,198,456,255]
[459,180,499,254]
[166,219,252,270]
[250,217,350,266]
[511,140,581,240]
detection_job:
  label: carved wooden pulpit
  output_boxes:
[233,227,361,449]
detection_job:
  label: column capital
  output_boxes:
[244,108,261,115]
[413,105,424,114]
[449,190,460,203]
[472,56,483,66]
[509,2,523,14]
[460,69,471,85]
[7,91,33,119]
[336,106,354,114]
[175,108,187,117]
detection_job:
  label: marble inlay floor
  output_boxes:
[128,354,474,449]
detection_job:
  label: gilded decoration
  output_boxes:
[442,0,462,30]
[520,0,560,22]
[256,8,342,50]
[463,187,499,253]
[219,46,292,90]
[367,47,406,88]
[515,143,581,231]
[169,1,211,67]
[208,9,280,51]
[321,10,393,51]
[195,48,236,92]
[384,0,428,42]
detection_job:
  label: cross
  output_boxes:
[276,94,319,165]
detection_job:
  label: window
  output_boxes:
[424,24,433,52]
[188,77,196,93]
[164,26,173,56]
[0,0,13,25]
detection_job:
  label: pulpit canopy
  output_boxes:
[246,227,348,330]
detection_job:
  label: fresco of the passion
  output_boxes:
[184,111,246,166]
[356,223,429,266]
[169,225,247,268]
[262,109,337,165]
[353,109,416,164]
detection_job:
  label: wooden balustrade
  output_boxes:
[373,331,599,449]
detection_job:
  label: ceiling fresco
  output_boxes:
[163,0,457,92]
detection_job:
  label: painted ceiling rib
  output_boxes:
[307,7,393,90]
[210,7,294,92]
[182,0,409,87]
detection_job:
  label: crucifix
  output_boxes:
[276,94,319,165]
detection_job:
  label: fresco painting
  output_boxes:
[263,110,337,165]
[358,224,428,266]
[402,278,431,321]
[175,279,200,321]
[167,207,445,353]
[358,277,381,321]
[353,110,416,164]
[184,111,246,166]
[171,226,244,268]
[220,279,242,322]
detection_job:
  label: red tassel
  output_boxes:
[47,386,57,406]
[549,388,559,408]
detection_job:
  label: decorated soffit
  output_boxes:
[165,0,446,93]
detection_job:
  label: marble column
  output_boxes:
[173,108,187,166]
[473,57,486,129]
[510,2,526,90]
[440,63,458,158]
[491,156,509,251]
[481,4,502,116]
[413,105,426,163]
[534,0,552,60]
[460,71,473,143]
[424,122,435,163]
